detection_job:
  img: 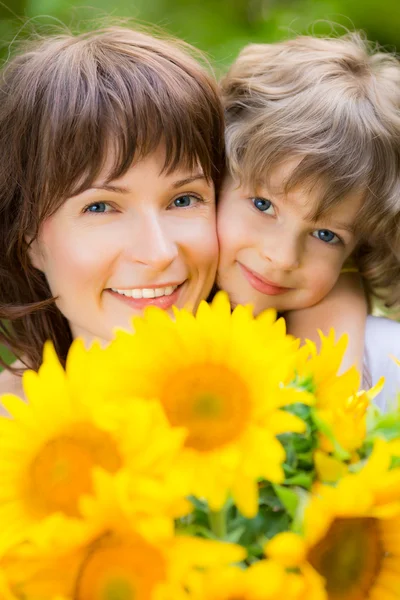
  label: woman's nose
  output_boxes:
[126,215,179,271]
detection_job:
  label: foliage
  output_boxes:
[0,0,398,68]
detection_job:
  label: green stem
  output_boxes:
[208,506,227,539]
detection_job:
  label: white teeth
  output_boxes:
[142,289,155,299]
[111,285,179,299]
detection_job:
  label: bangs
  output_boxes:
[17,29,224,225]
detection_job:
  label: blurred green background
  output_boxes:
[0,0,399,68]
[0,0,398,369]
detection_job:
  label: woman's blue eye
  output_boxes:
[252,197,274,213]
[313,229,340,244]
[85,202,110,213]
[173,195,196,208]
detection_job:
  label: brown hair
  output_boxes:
[221,32,400,310]
[0,26,225,372]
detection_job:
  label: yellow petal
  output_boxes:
[314,451,348,483]
[363,376,385,402]
[232,477,259,519]
[246,560,286,598]
[268,410,307,435]
[390,355,400,367]
[264,532,307,566]
[388,439,400,457]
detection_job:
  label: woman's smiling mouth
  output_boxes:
[107,282,186,309]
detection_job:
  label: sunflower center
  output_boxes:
[161,364,251,451]
[308,517,383,600]
[27,423,122,518]
[75,534,166,600]
[103,578,133,600]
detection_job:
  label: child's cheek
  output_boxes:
[306,263,342,304]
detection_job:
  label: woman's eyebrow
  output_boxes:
[90,184,130,194]
[88,174,206,195]
[172,174,207,188]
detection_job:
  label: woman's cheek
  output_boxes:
[177,216,219,267]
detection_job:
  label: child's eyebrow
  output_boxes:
[314,219,356,235]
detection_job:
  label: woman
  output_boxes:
[0,26,225,397]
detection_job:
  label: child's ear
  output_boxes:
[26,237,45,272]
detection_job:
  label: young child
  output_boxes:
[217,32,400,410]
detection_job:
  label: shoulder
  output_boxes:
[364,315,400,412]
[0,362,26,415]
[365,315,400,355]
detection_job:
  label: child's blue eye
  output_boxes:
[252,197,274,214]
[173,195,199,208]
[84,202,111,213]
[313,229,340,244]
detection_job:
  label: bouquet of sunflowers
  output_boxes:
[1,292,400,600]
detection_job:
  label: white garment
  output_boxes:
[363,315,400,412]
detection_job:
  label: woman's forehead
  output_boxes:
[91,141,209,185]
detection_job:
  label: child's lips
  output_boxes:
[237,263,292,296]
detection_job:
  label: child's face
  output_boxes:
[29,146,218,346]
[217,161,361,315]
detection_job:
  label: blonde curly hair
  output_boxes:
[221,33,400,308]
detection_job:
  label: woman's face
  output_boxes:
[30,146,218,345]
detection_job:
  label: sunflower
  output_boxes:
[2,471,245,600]
[0,343,188,555]
[266,438,400,600]
[76,292,312,518]
[295,329,360,407]
[296,330,384,455]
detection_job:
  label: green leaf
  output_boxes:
[175,524,218,539]
[258,482,284,510]
[311,409,350,461]
[283,473,313,489]
[224,525,247,543]
[273,485,299,519]
[188,496,208,512]
[290,488,310,536]
[290,374,317,395]
[237,504,290,549]
[367,412,400,441]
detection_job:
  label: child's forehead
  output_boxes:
[254,158,302,196]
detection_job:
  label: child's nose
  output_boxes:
[261,237,300,270]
